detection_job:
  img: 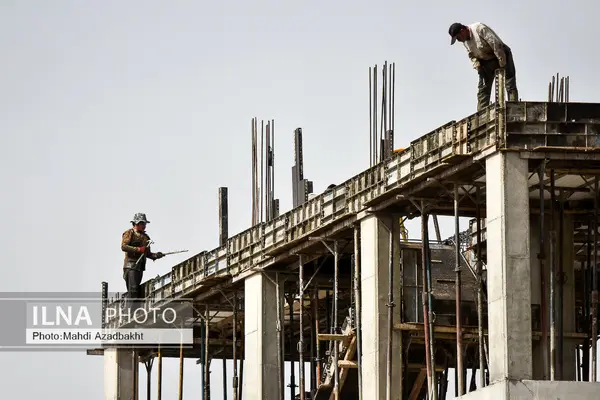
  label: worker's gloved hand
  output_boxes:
[498,57,506,68]
[137,246,146,254]
[156,252,165,259]
[472,60,481,71]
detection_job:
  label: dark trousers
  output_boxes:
[477,45,518,111]
[123,266,143,312]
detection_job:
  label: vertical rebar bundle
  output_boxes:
[369,62,396,166]
[548,73,571,102]
[251,118,277,225]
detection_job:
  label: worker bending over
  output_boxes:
[121,213,164,310]
[449,22,518,110]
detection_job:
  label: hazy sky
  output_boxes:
[1,0,599,399]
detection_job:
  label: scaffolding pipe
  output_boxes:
[424,215,437,400]
[233,292,239,400]
[592,177,599,381]
[583,220,591,381]
[537,165,549,379]
[476,187,485,388]
[314,288,321,385]
[239,354,244,400]
[310,288,317,392]
[454,184,464,395]
[178,340,184,400]
[333,240,340,400]
[275,276,283,398]
[549,169,557,380]
[354,224,363,399]
[145,360,153,400]
[385,218,395,400]
[421,206,435,399]
[289,296,296,400]
[204,307,211,400]
[157,347,162,400]
[558,192,564,379]
[299,255,306,400]
[222,357,227,400]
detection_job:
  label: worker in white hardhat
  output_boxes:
[449,22,519,110]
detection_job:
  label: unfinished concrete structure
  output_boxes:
[90,70,600,399]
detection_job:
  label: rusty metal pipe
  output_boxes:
[421,206,435,398]
[454,184,464,395]
[157,347,162,400]
[178,340,184,400]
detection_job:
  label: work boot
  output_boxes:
[507,90,519,102]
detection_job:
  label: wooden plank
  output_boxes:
[330,336,357,400]
[408,368,426,400]
[317,333,350,341]
[338,360,358,369]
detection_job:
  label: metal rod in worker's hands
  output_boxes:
[162,250,189,256]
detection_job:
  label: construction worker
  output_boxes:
[448,22,519,110]
[121,213,164,310]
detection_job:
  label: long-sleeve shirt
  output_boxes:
[463,22,507,68]
[121,228,159,270]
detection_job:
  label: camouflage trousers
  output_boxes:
[477,44,518,111]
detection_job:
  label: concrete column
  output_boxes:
[359,213,402,399]
[104,348,138,400]
[243,272,280,400]
[485,151,532,382]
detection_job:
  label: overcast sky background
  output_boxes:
[1,0,599,399]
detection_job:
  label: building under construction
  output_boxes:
[89,68,600,399]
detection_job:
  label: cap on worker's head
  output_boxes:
[131,213,150,224]
[449,22,466,45]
